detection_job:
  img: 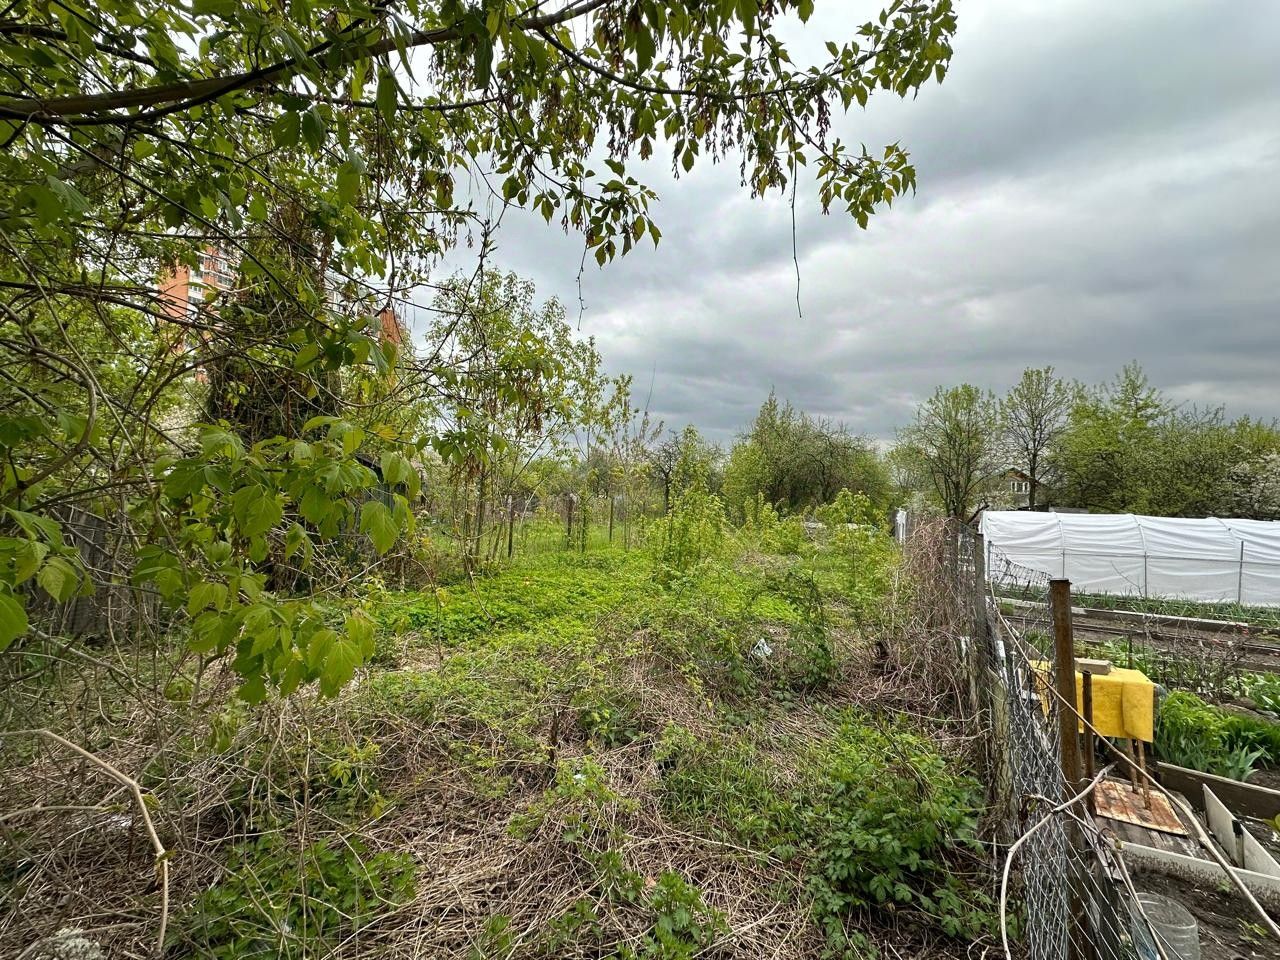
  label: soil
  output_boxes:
[1130,869,1275,960]
[1247,767,1280,792]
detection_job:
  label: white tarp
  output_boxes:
[979,511,1280,606]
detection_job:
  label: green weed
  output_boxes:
[178,835,415,959]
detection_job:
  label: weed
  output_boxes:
[178,835,414,959]
[648,483,727,579]
[656,714,996,950]
[635,872,729,959]
[799,714,995,945]
[467,914,515,960]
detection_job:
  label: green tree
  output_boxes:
[1051,364,1170,513]
[427,271,600,565]
[0,0,957,690]
[999,366,1077,511]
[723,394,887,517]
[897,384,1000,520]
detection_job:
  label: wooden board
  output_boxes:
[1095,778,1187,835]
[1157,762,1280,820]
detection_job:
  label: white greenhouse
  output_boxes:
[979,511,1280,606]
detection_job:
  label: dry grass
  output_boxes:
[1,529,991,960]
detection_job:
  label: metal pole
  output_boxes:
[1238,540,1245,605]
[1082,671,1096,816]
[1051,579,1083,795]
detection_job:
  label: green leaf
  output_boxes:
[346,610,376,658]
[319,632,364,695]
[238,674,267,704]
[0,591,28,650]
[293,341,322,370]
[13,539,48,583]
[336,161,361,204]
[299,485,331,524]
[271,111,300,149]
[380,451,414,486]
[231,486,283,537]
[37,556,79,603]
[376,70,398,124]
[187,581,228,615]
[279,656,305,697]
[359,499,398,554]
[301,109,326,150]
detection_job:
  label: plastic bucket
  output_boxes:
[1136,892,1200,960]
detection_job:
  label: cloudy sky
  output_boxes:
[445,0,1280,443]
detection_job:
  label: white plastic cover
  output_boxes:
[979,511,1280,606]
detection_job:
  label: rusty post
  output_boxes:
[1082,671,1097,816]
[1051,579,1083,795]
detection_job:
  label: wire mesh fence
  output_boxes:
[986,536,1275,705]
[939,523,1164,960]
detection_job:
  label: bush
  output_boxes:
[800,715,994,947]
[656,714,995,950]
[647,483,726,578]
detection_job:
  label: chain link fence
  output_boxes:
[933,521,1164,960]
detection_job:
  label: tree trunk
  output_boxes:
[1028,452,1039,511]
[507,496,516,559]
[474,471,487,564]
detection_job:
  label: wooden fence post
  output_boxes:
[972,532,988,650]
[1082,671,1097,816]
[506,496,515,560]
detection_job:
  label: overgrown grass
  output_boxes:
[13,508,994,960]
[339,516,997,955]
[1069,591,1280,631]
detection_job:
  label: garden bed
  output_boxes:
[1131,869,1275,960]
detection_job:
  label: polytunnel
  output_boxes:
[978,511,1280,605]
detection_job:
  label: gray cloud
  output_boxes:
[432,0,1280,443]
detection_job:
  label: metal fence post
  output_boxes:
[1238,540,1246,605]
[1051,578,1082,795]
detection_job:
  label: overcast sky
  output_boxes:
[439,0,1280,444]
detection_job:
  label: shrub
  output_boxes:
[761,570,835,691]
[800,715,994,946]
[814,489,881,529]
[647,484,726,578]
[656,715,995,950]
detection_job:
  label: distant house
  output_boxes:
[1000,468,1040,509]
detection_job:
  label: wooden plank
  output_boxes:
[1116,841,1280,913]
[1205,785,1243,865]
[1242,821,1280,879]
[1157,762,1280,820]
[1096,779,1185,835]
